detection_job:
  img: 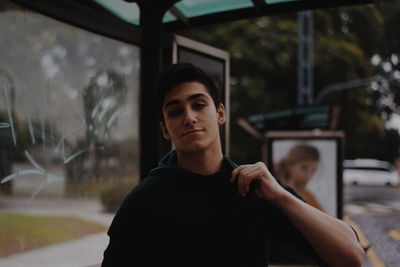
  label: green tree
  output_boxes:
[181,3,400,163]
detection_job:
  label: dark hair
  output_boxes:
[155,63,221,121]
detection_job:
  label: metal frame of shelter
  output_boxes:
[10,0,375,179]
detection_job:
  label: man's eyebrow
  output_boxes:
[163,99,180,110]
[188,93,208,101]
[163,93,208,110]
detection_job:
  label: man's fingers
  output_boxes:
[232,162,280,200]
[237,174,249,196]
[230,165,250,182]
[237,170,257,196]
[232,162,270,196]
[238,164,260,177]
[230,169,239,182]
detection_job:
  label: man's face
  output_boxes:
[160,82,226,154]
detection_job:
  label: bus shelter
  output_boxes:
[0,0,379,265]
[8,0,374,177]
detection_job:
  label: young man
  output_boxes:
[102,63,364,267]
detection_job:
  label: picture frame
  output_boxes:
[264,130,344,218]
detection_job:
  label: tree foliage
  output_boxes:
[180,2,400,163]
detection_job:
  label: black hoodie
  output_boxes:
[102,150,323,267]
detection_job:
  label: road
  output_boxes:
[345,185,400,202]
[343,185,400,267]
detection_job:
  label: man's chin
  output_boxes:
[177,143,209,154]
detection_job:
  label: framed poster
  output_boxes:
[265,131,344,218]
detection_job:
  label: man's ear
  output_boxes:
[217,103,226,125]
[160,121,170,140]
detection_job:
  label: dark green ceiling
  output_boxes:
[94,0,375,30]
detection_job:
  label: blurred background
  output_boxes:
[1,0,400,266]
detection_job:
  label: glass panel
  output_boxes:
[175,0,253,17]
[163,11,177,23]
[94,0,140,25]
[265,0,301,4]
[0,1,140,265]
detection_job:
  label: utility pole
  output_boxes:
[297,11,314,106]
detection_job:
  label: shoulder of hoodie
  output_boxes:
[121,155,238,204]
[123,172,178,203]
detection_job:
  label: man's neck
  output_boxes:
[176,147,224,176]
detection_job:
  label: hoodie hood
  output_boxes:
[148,150,238,177]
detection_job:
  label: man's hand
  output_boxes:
[230,162,285,202]
[231,163,365,266]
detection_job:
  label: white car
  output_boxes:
[343,158,399,186]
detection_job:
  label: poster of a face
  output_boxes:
[271,139,338,217]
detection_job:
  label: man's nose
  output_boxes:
[183,109,197,126]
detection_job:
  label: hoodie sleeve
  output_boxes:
[260,183,328,266]
[102,190,148,267]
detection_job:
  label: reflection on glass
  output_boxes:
[0,0,139,263]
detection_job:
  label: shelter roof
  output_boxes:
[95,0,375,30]
[10,0,375,44]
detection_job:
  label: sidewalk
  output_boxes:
[345,216,378,267]
[344,196,400,267]
[0,196,114,267]
[350,213,400,267]
[0,232,107,267]
[1,195,393,267]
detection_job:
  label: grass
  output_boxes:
[0,213,107,257]
[66,175,138,197]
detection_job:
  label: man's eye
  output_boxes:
[168,108,182,117]
[193,103,206,109]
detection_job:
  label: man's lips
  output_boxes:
[182,129,203,137]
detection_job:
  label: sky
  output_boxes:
[386,113,400,133]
